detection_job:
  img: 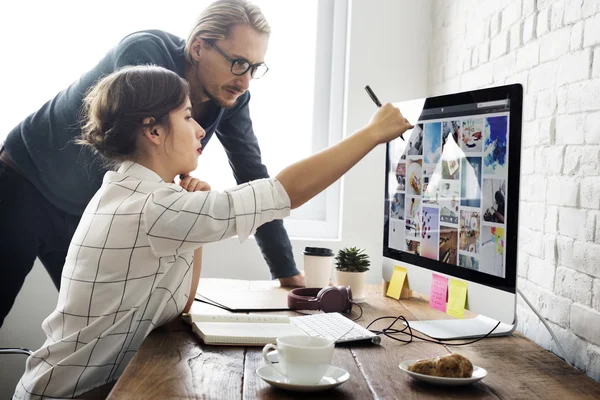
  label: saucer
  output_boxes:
[256,364,350,392]
[399,360,487,386]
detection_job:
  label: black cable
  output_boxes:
[350,301,363,321]
[195,296,497,346]
[366,315,501,346]
[367,315,414,344]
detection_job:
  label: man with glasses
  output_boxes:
[0,0,303,330]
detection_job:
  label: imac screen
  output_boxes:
[384,85,522,292]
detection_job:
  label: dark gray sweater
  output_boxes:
[3,30,298,278]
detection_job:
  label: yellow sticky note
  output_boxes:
[386,266,407,299]
[447,279,468,318]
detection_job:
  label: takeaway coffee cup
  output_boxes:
[303,247,334,288]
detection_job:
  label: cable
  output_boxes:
[350,301,363,321]
[195,295,498,347]
[517,288,568,363]
[366,315,501,346]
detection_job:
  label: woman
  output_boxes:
[14,65,412,399]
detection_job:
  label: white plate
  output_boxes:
[399,360,487,386]
[256,364,350,392]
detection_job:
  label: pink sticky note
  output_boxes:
[430,273,449,312]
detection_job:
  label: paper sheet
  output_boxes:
[446,279,468,318]
[386,265,408,299]
[429,273,448,312]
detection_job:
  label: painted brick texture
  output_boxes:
[430,0,600,382]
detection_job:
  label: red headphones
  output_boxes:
[287,286,353,314]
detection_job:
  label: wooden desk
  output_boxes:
[108,279,600,399]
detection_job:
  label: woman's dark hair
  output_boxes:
[77,65,190,165]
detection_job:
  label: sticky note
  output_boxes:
[447,279,468,318]
[386,266,407,299]
[430,273,448,312]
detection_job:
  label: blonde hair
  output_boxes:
[184,0,271,64]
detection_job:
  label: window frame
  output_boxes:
[282,0,348,239]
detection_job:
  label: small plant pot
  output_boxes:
[335,270,367,302]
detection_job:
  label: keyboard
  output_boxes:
[290,312,381,345]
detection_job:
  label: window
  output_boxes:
[0,0,347,239]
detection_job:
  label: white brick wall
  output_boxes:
[539,287,572,326]
[528,256,556,290]
[555,267,593,305]
[565,1,583,23]
[540,29,571,62]
[585,112,600,143]
[429,0,600,382]
[590,345,600,382]
[556,114,585,144]
[558,207,588,240]
[557,236,574,265]
[537,6,551,37]
[582,177,600,208]
[593,278,600,310]
[546,205,559,233]
[571,304,600,345]
[547,176,579,206]
[563,146,582,175]
[546,319,591,370]
[557,49,590,86]
[571,21,584,50]
[544,234,557,264]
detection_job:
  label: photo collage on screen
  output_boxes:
[388,110,510,278]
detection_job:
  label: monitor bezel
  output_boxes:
[383,83,523,294]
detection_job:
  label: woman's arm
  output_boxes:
[277,103,412,209]
[183,247,203,313]
[144,104,411,256]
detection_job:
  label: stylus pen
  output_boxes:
[364,85,405,141]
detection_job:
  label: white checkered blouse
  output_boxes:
[14,161,290,399]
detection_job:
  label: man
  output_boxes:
[0,0,303,329]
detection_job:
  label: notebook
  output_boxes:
[186,312,381,346]
[188,313,305,346]
[195,288,290,311]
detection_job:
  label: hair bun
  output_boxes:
[76,65,190,167]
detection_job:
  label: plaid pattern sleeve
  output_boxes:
[13,162,291,400]
[143,177,291,256]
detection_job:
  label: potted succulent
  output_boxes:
[335,247,370,302]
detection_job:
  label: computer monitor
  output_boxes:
[382,84,523,339]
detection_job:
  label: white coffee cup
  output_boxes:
[303,247,334,288]
[262,335,334,384]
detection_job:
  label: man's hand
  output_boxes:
[279,273,305,287]
[278,272,335,287]
[180,174,211,192]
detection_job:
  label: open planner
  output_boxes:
[185,312,381,346]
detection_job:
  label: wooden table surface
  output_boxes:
[107,279,600,399]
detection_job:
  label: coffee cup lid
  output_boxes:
[303,247,333,257]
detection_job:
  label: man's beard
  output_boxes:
[203,86,239,108]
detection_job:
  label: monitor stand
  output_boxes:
[406,314,516,340]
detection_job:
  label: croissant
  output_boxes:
[407,354,473,378]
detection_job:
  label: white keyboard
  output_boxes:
[290,312,381,345]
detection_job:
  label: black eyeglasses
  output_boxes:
[205,39,269,79]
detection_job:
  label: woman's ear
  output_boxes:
[141,127,162,146]
[140,117,163,146]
